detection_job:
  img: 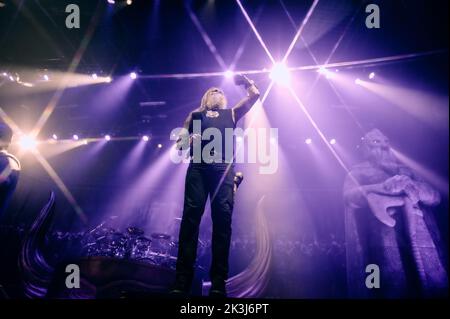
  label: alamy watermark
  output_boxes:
[365,264,380,289]
[65,264,80,289]
[169,120,279,175]
[365,4,380,29]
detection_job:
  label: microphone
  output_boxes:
[233,74,252,88]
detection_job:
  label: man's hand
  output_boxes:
[234,74,254,88]
[189,133,201,146]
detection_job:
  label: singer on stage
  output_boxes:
[172,75,260,297]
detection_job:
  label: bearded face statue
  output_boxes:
[361,129,399,173]
[200,87,227,111]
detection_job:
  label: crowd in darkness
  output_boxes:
[0,225,347,298]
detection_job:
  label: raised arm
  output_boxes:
[232,75,260,123]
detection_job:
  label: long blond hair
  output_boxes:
[199,87,227,111]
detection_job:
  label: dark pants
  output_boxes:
[174,163,235,292]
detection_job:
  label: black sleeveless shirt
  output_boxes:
[189,109,236,164]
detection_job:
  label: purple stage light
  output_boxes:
[130,72,137,80]
[270,62,290,86]
[92,73,98,79]
[157,143,163,148]
[43,74,49,81]
[330,138,336,145]
[73,134,79,141]
[318,67,335,79]
[105,135,111,141]
[224,70,234,79]
[105,76,112,83]
[52,134,58,140]
[355,78,363,85]
[305,138,312,144]
[369,72,375,79]
[107,0,115,4]
[317,67,327,75]
[142,135,149,142]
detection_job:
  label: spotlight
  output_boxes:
[107,0,115,4]
[317,67,327,75]
[270,62,290,86]
[224,70,233,79]
[52,134,58,140]
[2,72,7,76]
[130,72,137,80]
[73,134,79,140]
[92,73,98,79]
[19,135,37,151]
[142,135,149,142]
[318,67,335,79]
[83,140,88,145]
[330,138,337,145]
[43,74,49,81]
[8,75,14,82]
[105,76,112,83]
[355,78,363,85]
[369,72,375,79]
[126,0,132,5]
[157,143,163,148]
[305,138,312,145]
[105,135,111,141]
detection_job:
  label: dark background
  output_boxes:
[0,0,448,298]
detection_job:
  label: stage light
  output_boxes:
[369,72,375,79]
[105,135,111,141]
[130,72,137,80]
[92,73,98,79]
[19,135,37,151]
[355,78,363,85]
[43,74,49,81]
[305,138,312,145]
[126,0,132,5]
[2,72,7,76]
[73,134,79,140]
[330,138,336,145]
[224,70,233,79]
[52,134,58,140]
[270,62,290,86]
[83,140,88,145]
[157,143,163,148]
[107,0,115,4]
[317,67,335,79]
[317,67,327,75]
[142,135,149,141]
[105,76,112,83]
[8,75,14,82]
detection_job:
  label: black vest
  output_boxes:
[189,109,236,164]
